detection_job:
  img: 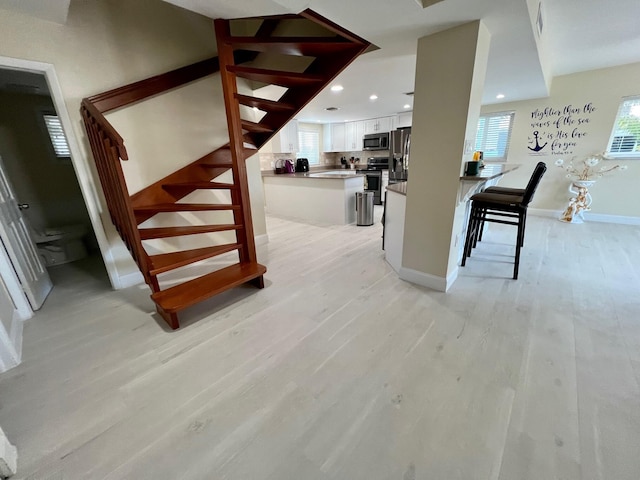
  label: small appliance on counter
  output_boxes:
[274,159,286,174]
[285,159,295,173]
[295,158,309,172]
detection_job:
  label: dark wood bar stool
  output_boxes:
[481,161,546,196]
[461,162,547,279]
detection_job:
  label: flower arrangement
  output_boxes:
[554,153,628,181]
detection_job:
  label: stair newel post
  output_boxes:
[214,18,257,265]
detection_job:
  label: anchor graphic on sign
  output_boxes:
[528,130,548,152]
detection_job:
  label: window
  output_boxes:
[43,114,70,157]
[297,127,320,165]
[606,96,640,158]
[475,111,515,161]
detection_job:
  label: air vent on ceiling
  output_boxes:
[325,107,340,111]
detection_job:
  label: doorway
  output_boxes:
[0,58,120,311]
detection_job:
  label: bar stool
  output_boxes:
[478,161,545,243]
[461,162,547,279]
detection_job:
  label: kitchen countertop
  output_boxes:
[385,163,521,197]
[459,162,521,181]
[262,169,365,179]
[386,182,408,196]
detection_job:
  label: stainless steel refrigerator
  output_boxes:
[389,127,410,183]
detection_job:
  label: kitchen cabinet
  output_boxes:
[363,116,394,134]
[324,116,396,152]
[272,119,299,153]
[323,122,347,152]
[396,112,412,128]
[344,121,363,150]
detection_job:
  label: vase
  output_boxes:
[559,180,596,224]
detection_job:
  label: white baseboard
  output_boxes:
[255,234,269,246]
[0,316,21,374]
[116,270,145,290]
[399,266,458,292]
[529,208,640,225]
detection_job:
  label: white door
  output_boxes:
[0,155,52,310]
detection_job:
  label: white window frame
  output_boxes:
[297,125,320,165]
[475,111,515,162]
[606,95,640,159]
[41,111,71,159]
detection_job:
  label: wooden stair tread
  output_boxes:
[240,120,273,134]
[226,65,325,87]
[152,262,267,313]
[149,243,241,275]
[163,181,237,190]
[139,224,242,239]
[235,94,295,112]
[225,37,355,56]
[200,161,233,169]
[134,203,239,213]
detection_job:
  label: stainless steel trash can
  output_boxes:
[356,191,374,226]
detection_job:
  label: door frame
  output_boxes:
[0,55,121,288]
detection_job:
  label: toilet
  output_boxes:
[32,224,88,267]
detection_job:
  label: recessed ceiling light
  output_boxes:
[330,85,344,92]
[370,94,378,100]
[496,93,505,99]
[325,107,340,111]
[403,104,411,109]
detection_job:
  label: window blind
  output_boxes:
[43,114,71,157]
[297,129,320,165]
[607,96,640,158]
[475,111,514,161]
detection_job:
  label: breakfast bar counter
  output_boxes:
[384,162,521,273]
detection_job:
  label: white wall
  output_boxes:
[0,0,269,286]
[482,62,640,219]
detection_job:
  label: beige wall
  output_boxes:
[0,0,269,284]
[402,21,490,287]
[482,62,640,218]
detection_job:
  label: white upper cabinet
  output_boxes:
[344,121,363,151]
[323,116,396,152]
[323,123,346,152]
[363,116,394,134]
[396,112,412,128]
[272,119,299,153]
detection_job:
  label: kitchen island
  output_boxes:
[262,170,365,225]
[384,163,521,273]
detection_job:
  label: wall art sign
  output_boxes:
[528,102,596,156]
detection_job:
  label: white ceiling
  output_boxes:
[2,0,639,124]
[162,0,640,123]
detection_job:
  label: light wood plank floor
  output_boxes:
[1,212,639,479]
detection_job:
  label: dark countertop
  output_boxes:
[386,163,521,198]
[460,162,521,181]
[386,182,408,196]
[262,169,365,179]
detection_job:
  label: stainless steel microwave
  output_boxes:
[363,132,389,151]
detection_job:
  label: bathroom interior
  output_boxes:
[0,69,100,277]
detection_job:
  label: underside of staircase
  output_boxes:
[80,10,370,329]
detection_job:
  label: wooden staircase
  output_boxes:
[80,10,370,329]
